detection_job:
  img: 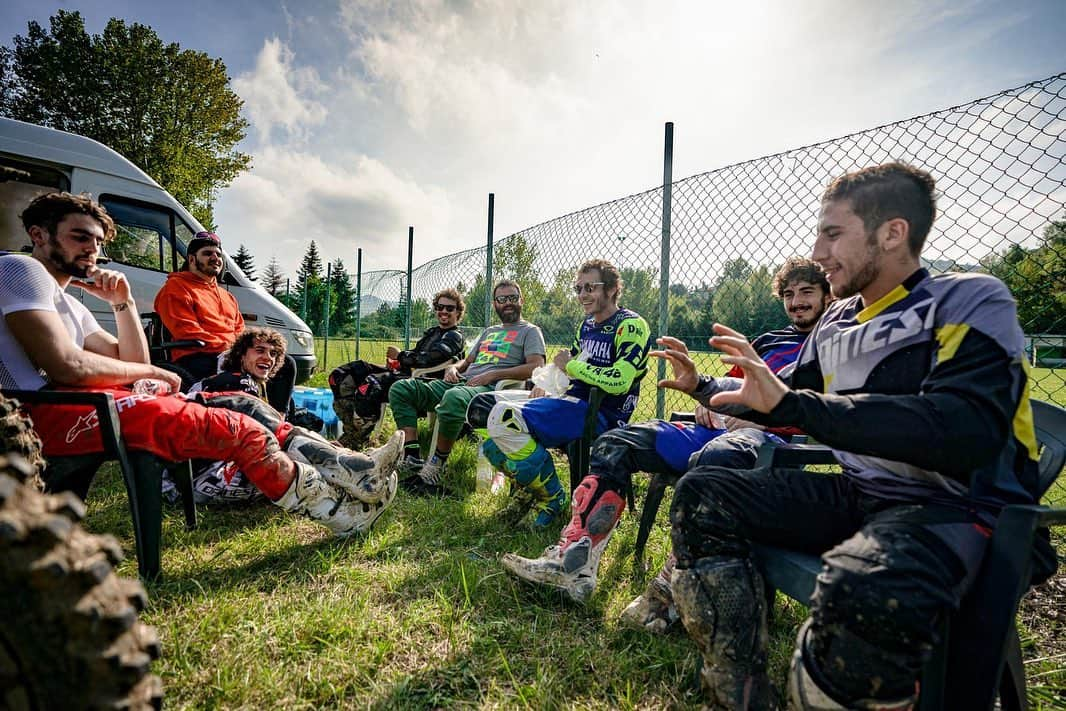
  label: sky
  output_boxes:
[2,0,1064,279]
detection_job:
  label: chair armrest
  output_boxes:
[157,339,207,350]
[411,357,458,378]
[943,502,1066,708]
[755,442,837,469]
[669,411,696,423]
[1,388,126,458]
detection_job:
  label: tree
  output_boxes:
[294,241,326,332]
[710,260,786,338]
[0,10,250,226]
[328,258,356,336]
[493,232,545,316]
[261,256,285,296]
[233,244,257,282]
[983,220,1066,335]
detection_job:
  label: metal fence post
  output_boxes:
[355,248,362,360]
[656,122,674,420]
[486,193,495,328]
[323,261,331,371]
[405,227,413,348]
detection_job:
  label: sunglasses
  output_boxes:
[494,294,520,304]
[194,231,221,243]
[434,303,456,312]
[572,282,605,295]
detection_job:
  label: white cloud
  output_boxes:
[233,38,329,142]
[215,146,452,275]
[212,0,1062,284]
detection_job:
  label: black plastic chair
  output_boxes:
[3,388,197,581]
[750,399,1065,710]
[565,386,607,495]
[140,311,204,392]
[632,413,812,565]
[631,411,690,563]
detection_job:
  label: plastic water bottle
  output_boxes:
[475,443,493,492]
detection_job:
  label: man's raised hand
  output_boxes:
[649,336,699,394]
[707,323,788,413]
[70,266,132,307]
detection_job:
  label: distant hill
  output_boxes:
[921,257,980,274]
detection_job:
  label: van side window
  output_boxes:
[1,159,69,250]
[100,197,193,273]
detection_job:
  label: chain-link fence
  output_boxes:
[343,71,1065,430]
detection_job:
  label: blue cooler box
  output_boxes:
[291,387,341,437]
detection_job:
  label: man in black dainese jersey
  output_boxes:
[654,163,1041,709]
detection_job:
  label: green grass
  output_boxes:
[87,448,755,709]
[71,336,1062,707]
[82,426,1064,709]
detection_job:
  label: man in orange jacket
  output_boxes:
[154,231,244,382]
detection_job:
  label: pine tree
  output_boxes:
[329,258,356,335]
[233,244,257,281]
[261,256,284,295]
[295,241,326,332]
[297,241,324,289]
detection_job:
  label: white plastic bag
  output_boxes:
[530,363,571,397]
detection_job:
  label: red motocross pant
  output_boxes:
[25,388,297,500]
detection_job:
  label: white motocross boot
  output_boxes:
[274,461,397,536]
[286,429,403,503]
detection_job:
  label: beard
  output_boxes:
[194,255,222,276]
[833,239,881,300]
[496,304,521,324]
[789,307,823,331]
[834,260,879,300]
[46,237,91,278]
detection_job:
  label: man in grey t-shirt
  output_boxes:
[389,280,546,495]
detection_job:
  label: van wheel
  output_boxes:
[0,395,164,710]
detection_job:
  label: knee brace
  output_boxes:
[790,620,917,710]
[808,564,928,703]
[669,467,747,565]
[670,556,771,709]
[486,400,536,459]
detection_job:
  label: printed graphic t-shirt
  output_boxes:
[465,320,546,381]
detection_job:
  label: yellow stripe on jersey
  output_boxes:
[935,323,970,363]
[1013,361,1040,462]
[857,283,910,323]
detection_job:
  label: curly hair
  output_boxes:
[21,192,116,242]
[578,258,624,303]
[822,162,937,256]
[221,327,287,379]
[772,257,829,298]
[433,287,466,320]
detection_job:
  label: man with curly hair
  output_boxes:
[163,327,291,505]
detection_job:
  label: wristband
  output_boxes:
[112,300,134,312]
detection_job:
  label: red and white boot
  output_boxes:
[500,475,625,603]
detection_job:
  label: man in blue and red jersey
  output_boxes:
[500,257,830,605]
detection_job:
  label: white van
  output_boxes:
[0,117,317,382]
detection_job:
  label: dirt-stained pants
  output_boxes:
[670,464,989,703]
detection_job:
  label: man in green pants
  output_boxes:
[389,279,546,495]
